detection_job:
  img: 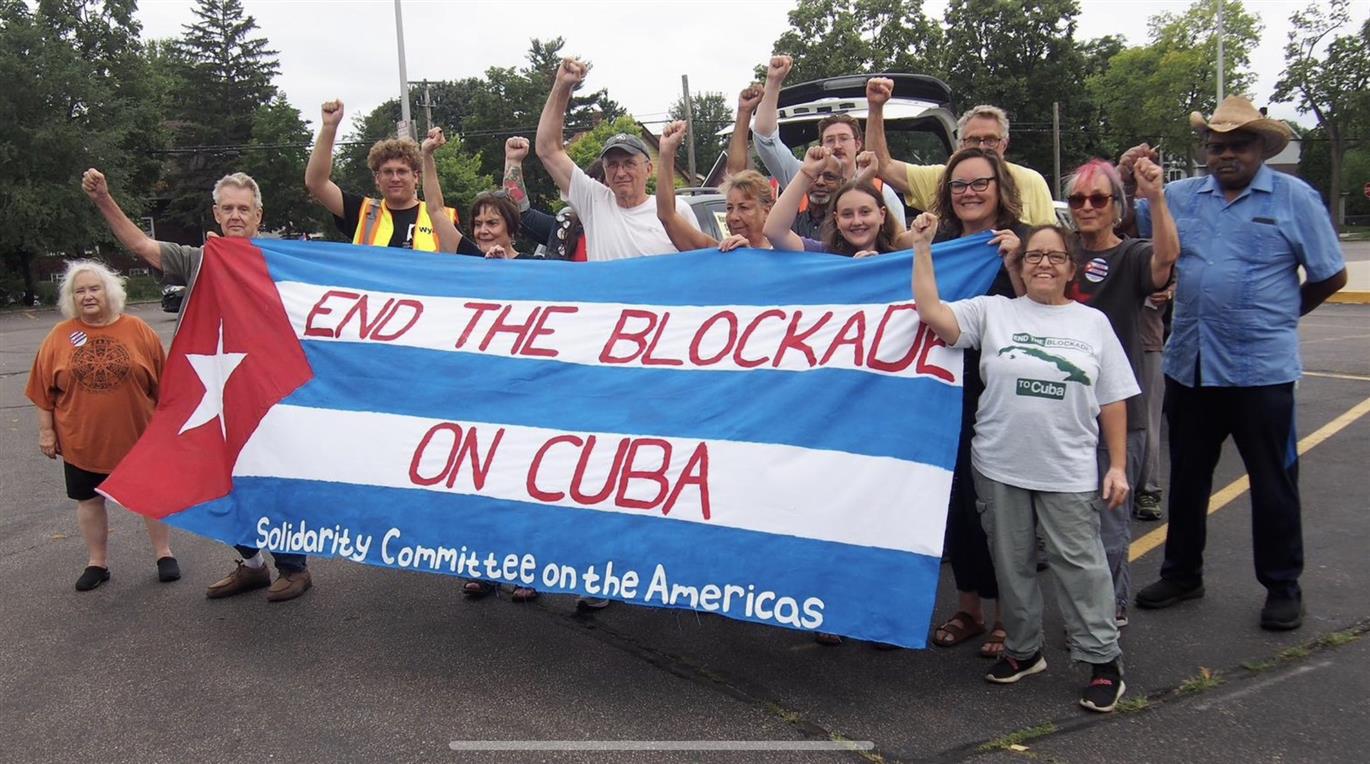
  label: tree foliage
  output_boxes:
[0,0,163,300]
[669,91,732,181]
[1272,0,1369,224]
[1090,0,1262,168]
[765,0,944,83]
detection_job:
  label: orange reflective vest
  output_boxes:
[353,198,457,252]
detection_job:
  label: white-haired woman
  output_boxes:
[26,260,176,591]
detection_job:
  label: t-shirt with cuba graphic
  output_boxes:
[948,295,1139,493]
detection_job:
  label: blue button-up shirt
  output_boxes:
[1137,164,1344,387]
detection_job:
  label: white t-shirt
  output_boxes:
[949,296,1140,492]
[568,165,701,261]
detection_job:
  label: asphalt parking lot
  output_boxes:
[2,259,1367,762]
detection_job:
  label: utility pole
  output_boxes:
[1216,0,1225,102]
[393,0,413,139]
[417,80,434,134]
[1052,101,1061,200]
[681,75,697,184]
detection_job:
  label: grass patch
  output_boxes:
[1242,658,1279,673]
[1315,629,1360,648]
[1114,696,1151,713]
[979,722,1057,752]
[1278,645,1311,661]
[1177,666,1222,695]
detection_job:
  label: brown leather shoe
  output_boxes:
[265,569,312,603]
[206,560,271,599]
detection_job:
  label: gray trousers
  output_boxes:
[1096,429,1145,610]
[1139,350,1165,494]
[974,469,1122,665]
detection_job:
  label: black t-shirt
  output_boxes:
[336,191,481,256]
[1067,237,1154,428]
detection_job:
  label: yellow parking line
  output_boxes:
[1304,371,1370,383]
[1129,395,1370,562]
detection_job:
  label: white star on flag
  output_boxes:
[179,320,247,439]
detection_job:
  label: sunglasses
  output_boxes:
[1067,193,1113,210]
[1023,250,1070,265]
[1205,136,1258,155]
[950,176,995,193]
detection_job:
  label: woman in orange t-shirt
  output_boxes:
[26,260,176,591]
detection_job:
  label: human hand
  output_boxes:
[1102,466,1130,510]
[505,136,529,163]
[321,99,344,130]
[422,127,446,155]
[38,428,58,459]
[801,145,832,180]
[659,120,687,156]
[484,245,515,260]
[81,169,109,200]
[865,77,893,107]
[766,55,793,84]
[1118,142,1157,182]
[908,211,938,248]
[853,249,880,258]
[1134,156,1164,201]
[719,234,750,252]
[557,58,589,88]
[737,85,763,114]
[989,228,1021,261]
[854,150,878,182]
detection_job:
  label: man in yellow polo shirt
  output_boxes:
[305,99,462,251]
[864,78,1056,226]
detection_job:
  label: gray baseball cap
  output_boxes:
[598,133,651,161]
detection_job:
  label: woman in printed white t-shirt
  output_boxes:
[910,217,1139,714]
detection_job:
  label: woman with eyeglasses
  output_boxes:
[1062,158,1179,628]
[925,147,1027,660]
[913,218,1139,712]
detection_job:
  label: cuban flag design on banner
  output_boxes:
[101,234,1003,648]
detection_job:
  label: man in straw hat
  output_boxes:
[1121,95,1346,631]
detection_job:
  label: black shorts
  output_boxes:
[64,462,109,501]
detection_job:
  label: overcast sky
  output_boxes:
[134,0,1367,139]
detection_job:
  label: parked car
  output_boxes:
[161,284,185,313]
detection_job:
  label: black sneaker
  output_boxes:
[1260,593,1304,631]
[1080,659,1126,712]
[156,556,181,583]
[985,652,1047,684]
[1135,578,1204,609]
[75,565,110,591]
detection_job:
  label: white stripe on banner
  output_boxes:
[274,281,963,384]
[234,404,950,557]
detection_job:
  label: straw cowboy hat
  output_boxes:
[1189,95,1292,159]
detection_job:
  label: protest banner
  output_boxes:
[101,234,1003,647]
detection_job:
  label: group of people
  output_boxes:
[29,54,1347,716]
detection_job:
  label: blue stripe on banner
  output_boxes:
[167,477,943,648]
[257,232,1002,307]
[282,341,964,469]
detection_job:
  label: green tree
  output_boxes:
[1272,0,1370,227]
[669,92,732,181]
[238,96,328,236]
[1090,0,1262,172]
[941,0,1103,189]
[0,0,163,302]
[765,0,945,83]
[162,0,282,233]
[433,137,496,223]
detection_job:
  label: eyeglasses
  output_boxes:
[1067,193,1114,210]
[959,136,1003,149]
[1023,250,1070,265]
[949,177,995,193]
[1205,136,1258,155]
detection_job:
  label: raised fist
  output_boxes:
[801,145,833,179]
[81,168,109,200]
[422,127,446,155]
[557,58,589,87]
[908,211,938,247]
[321,99,344,129]
[865,77,894,107]
[659,120,687,155]
[766,55,793,84]
[505,136,530,163]
[737,85,763,113]
[1118,142,1157,181]
[854,150,877,180]
[1134,155,1164,201]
